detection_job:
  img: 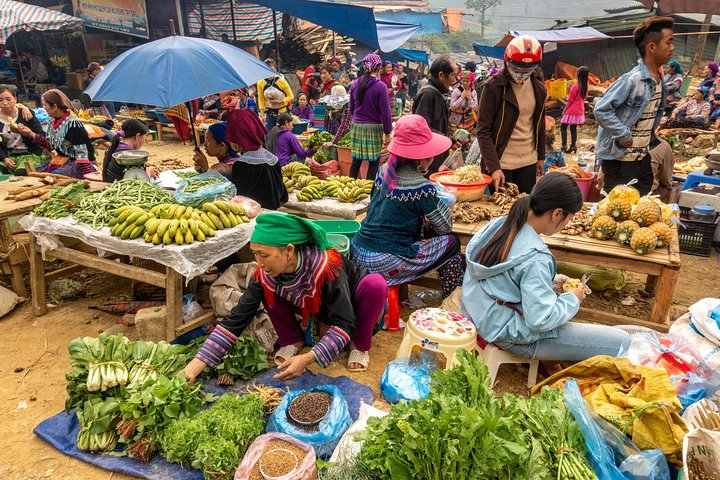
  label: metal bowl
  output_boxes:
[112,150,150,166]
[705,155,720,171]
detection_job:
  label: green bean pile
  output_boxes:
[74,180,175,229]
[179,177,223,193]
[174,171,199,179]
[33,199,73,219]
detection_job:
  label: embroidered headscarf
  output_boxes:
[225,109,267,152]
[362,53,382,73]
[250,213,332,250]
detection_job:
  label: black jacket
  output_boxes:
[219,254,368,337]
[0,111,49,159]
[230,158,288,210]
[412,77,450,173]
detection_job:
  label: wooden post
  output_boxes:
[690,14,713,76]
[165,267,183,341]
[649,267,680,325]
[0,219,27,297]
[29,234,47,316]
[273,9,280,66]
[230,0,237,41]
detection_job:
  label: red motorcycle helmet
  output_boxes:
[504,35,542,70]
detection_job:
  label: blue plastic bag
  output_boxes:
[380,359,431,404]
[266,385,351,460]
[174,171,237,208]
[434,183,456,207]
[564,380,671,480]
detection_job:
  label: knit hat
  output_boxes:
[225,110,267,152]
[708,62,719,76]
[207,121,238,156]
[250,213,331,250]
[667,60,682,75]
[362,53,382,72]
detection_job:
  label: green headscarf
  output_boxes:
[250,213,332,250]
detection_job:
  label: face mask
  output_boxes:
[510,71,532,83]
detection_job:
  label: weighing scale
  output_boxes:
[112,150,151,181]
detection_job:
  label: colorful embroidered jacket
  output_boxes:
[351,163,453,258]
[196,248,368,369]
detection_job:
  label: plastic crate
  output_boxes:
[678,207,718,256]
[312,220,361,240]
[327,233,350,256]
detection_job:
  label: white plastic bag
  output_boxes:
[688,298,720,346]
[683,428,720,480]
[231,195,262,219]
[235,432,317,480]
[0,285,19,318]
[670,313,720,370]
[329,402,388,463]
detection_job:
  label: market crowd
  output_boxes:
[0,16,691,379]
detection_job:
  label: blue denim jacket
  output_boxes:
[595,59,667,161]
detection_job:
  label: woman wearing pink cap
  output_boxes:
[351,115,465,298]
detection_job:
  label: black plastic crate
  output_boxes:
[678,207,718,257]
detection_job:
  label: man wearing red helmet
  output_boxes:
[594,17,675,195]
[476,35,547,194]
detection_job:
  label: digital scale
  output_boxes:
[112,150,151,182]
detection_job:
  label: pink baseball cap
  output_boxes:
[388,114,452,160]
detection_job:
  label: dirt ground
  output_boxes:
[1,137,718,479]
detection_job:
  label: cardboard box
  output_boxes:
[65,72,85,91]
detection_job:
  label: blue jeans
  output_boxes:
[265,112,278,131]
[496,322,631,361]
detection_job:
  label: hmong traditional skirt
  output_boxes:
[350,123,384,163]
[350,235,456,286]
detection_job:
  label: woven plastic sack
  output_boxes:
[235,432,317,480]
[266,385,351,460]
[380,358,431,404]
[564,379,671,480]
[174,171,237,208]
[307,157,340,180]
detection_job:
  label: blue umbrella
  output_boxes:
[84,35,277,107]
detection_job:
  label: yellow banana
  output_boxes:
[188,219,199,236]
[195,230,206,242]
[130,225,145,239]
[227,212,239,227]
[174,205,187,219]
[218,212,231,228]
[163,231,172,245]
[157,219,170,237]
[184,230,194,244]
[144,232,152,243]
[152,233,162,245]
[174,229,184,245]
[108,218,118,227]
[179,219,189,235]
[202,203,222,216]
[213,201,230,214]
[115,205,137,216]
[207,212,224,230]
[121,223,135,239]
[200,212,215,229]
[197,221,215,237]
[145,219,160,235]
[166,204,178,219]
[167,219,179,238]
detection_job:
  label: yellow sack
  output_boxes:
[532,356,688,464]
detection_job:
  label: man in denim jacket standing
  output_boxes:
[594,17,675,195]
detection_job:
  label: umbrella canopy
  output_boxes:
[84,36,278,107]
[0,0,82,43]
[639,0,720,14]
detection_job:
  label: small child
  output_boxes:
[544,119,566,173]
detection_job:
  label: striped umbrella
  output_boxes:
[0,0,83,44]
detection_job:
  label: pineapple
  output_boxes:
[608,198,632,221]
[606,184,641,205]
[630,227,658,255]
[593,204,610,219]
[650,222,672,248]
[615,220,640,245]
[591,215,617,240]
[631,201,662,227]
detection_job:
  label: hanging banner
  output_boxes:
[72,0,149,39]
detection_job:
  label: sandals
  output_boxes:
[274,345,300,366]
[347,349,370,372]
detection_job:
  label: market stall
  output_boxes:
[451,198,681,329]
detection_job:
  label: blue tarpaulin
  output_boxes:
[495,27,611,46]
[472,43,506,59]
[387,48,429,64]
[250,0,419,52]
[375,10,443,35]
[34,370,375,480]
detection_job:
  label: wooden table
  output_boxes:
[452,200,682,330]
[280,192,369,220]
[0,178,106,297]
[115,114,155,127]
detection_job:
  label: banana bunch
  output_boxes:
[296,184,324,202]
[325,175,356,186]
[281,162,312,179]
[294,174,322,189]
[109,206,155,240]
[283,176,295,193]
[334,179,374,203]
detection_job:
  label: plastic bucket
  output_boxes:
[312,220,361,240]
[573,173,596,201]
[327,234,350,256]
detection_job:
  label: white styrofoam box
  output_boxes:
[679,186,720,212]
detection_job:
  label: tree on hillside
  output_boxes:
[465,0,502,39]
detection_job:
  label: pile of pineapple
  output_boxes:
[590,185,674,255]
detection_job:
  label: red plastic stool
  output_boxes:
[384,285,401,332]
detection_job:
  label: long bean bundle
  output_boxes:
[74,180,174,229]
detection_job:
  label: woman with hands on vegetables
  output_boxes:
[0,84,50,175]
[461,173,630,362]
[265,113,315,166]
[185,213,388,382]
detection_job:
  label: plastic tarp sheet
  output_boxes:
[250,0,420,52]
[495,27,611,46]
[33,370,374,480]
[19,215,254,281]
[388,48,430,64]
[472,43,506,59]
[283,192,369,220]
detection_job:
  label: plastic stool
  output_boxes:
[682,170,720,190]
[477,344,539,388]
[384,285,401,332]
[396,307,477,369]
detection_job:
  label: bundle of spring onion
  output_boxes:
[74,180,174,228]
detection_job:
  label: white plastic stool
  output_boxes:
[396,308,477,369]
[478,344,539,388]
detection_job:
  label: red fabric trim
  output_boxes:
[51,112,70,129]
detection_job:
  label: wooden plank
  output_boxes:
[551,249,664,276]
[408,275,441,290]
[645,275,659,294]
[43,246,167,288]
[575,307,670,332]
[45,263,88,282]
[29,234,47,315]
[649,267,681,324]
[175,310,215,337]
[0,178,106,219]
[165,267,183,342]
[0,218,26,297]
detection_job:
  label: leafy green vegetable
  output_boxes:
[307,131,334,149]
[76,397,122,452]
[160,393,265,479]
[48,181,91,205]
[209,335,269,385]
[337,133,351,148]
